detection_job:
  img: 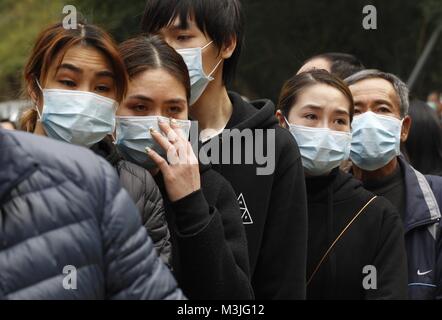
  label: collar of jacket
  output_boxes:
[0,129,39,203]
[399,156,442,236]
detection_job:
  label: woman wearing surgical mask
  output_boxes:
[276,70,408,300]
[20,22,172,266]
[117,36,252,300]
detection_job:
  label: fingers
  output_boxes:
[150,126,173,153]
[145,147,170,174]
[170,118,188,140]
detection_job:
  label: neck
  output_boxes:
[34,122,46,136]
[189,74,233,131]
[353,157,399,182]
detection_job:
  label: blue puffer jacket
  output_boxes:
[399,157,442,300]
[0,129,184,300]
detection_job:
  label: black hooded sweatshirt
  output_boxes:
[154,162,253,300]
[201,92,308,299]
[306,169,408,300]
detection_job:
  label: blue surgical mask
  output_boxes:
[36,86,117,148]
[350,112,403,171]
[176,41,223,106]
[115,116,192,170]
[286,119,352,176]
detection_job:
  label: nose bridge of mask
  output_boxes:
[42,89,116,126]
[116,116,192,141]
[352,111,402,136]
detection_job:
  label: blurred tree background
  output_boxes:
[0,0,441,103]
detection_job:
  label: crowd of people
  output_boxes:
[0,0,441,300]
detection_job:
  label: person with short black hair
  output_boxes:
[142,0,308,299]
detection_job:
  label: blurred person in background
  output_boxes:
[427,91,441,115]
[405,100,442,176]
[20,21,172,266]
[298,52,365,80]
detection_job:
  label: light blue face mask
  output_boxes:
[285,119,352,176]
[115,116,192,170]
[350,111,403,171]
[36,85,117,148]
[176,41,223,106]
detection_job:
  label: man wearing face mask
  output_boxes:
[346,70,442,300]
[142,0,308,300]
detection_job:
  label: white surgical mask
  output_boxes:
[285,119,352,176]
[177,41,223,106]
[115,116,191,170]
[350,112,403,171]
[36,81,117,148]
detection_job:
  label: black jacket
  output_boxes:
[306,169,408,300]
[92,139,171,266]
[0,129,183,299]
[202,92,308,299]
[154,163,253,300]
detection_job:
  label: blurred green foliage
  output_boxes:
[0,0,441,102]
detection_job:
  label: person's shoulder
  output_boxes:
[11,130,114,189]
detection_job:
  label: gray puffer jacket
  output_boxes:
[0,129,183,299]
[91,138,171,267]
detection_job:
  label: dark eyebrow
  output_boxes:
[96,70,115,79]
[165,98,187,104]
[374,99,393,107]
[128,95,153,102]
[334,109,350,116]
[57,64,114,79]
[300,104,323,111]
[57,63,82,74]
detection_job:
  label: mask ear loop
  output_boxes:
[284,117,291,128]
[208,59,223,78]
[34,78,43,120]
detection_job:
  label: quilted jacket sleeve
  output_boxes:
[118,161,172,268]
[98,158,184,300]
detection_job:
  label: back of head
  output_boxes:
[308,52,365,79]
[405,100,442,176]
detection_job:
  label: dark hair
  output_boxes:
[306,52,365,79]
[141,0,244,85]
[21,21,128,132]
[119,35,191,102]
[405,100,442,176]
[278,69,354,122]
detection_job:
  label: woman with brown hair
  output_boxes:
[20,21,171,266]
[116,35,252,300]
[276,70,408,300]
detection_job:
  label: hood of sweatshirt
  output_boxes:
[306,169,366,204]
[226,91,279,131]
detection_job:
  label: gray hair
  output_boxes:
[345,69,409,117]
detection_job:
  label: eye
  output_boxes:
[59,80,76,88]
[304,114,318,121]
[177,34,192,42]
[335,118,348,126]
[354,108,362,115]
[377,106,390,113]
[132,104,148,112]
[168,106,182,114]
[95,85,110,93]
